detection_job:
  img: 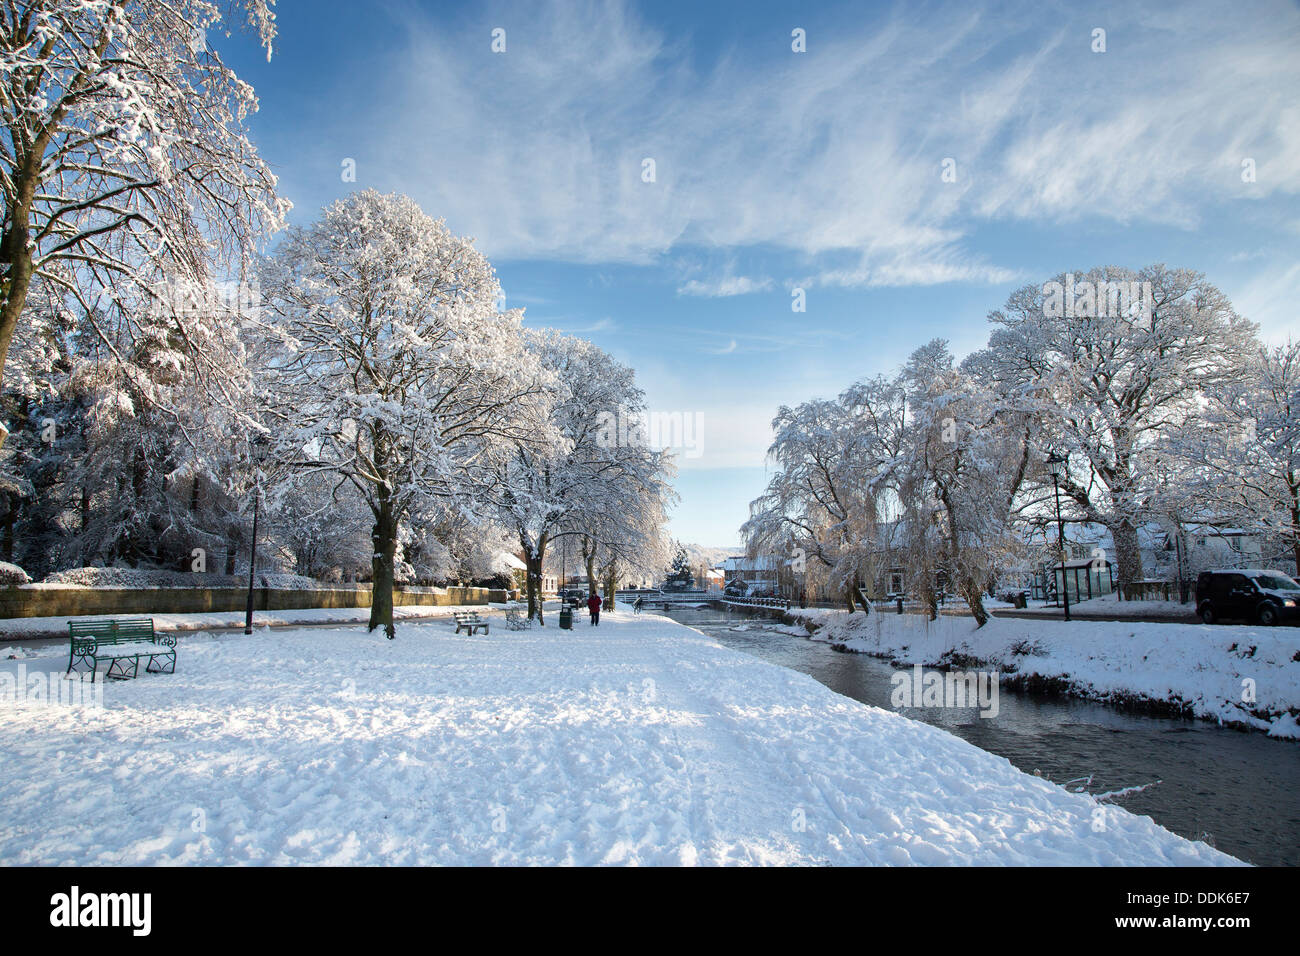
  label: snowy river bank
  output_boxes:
[781,607,1300,738]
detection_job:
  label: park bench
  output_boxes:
[453,611,489,635]
[67,618,177,682]
[504,605,533,631]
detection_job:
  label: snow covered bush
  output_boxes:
[42,567,321,590]
[0,561,31,586]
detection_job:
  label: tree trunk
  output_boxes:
[585,553,596,598]
[525,551,546,625]
[2,492,13,562]
[916,567,937,621]
[958,576,989,627]
[847,572,871,615]
[0,201,36,435]
[1110,518,1144,594]
[132,446,146,500]
[368,496,397,639]
[603,569,616,608]
[1289,485,1300,578]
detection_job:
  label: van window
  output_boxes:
[1252,573,1300,591]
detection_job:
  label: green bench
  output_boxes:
[67,618,177,681]
[453,611,489,635]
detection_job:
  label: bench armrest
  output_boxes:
[153,634,177,648]
[71,638,98,656]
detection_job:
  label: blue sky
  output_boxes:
[224,0,1299,547]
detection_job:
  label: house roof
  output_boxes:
[495,552,528,572]
[1053,559,1111,570]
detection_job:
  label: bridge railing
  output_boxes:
[720,596,791,610]
[615,590,710,604]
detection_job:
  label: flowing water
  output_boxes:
[662,604,1300,866]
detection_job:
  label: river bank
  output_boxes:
[781,608,1300,738]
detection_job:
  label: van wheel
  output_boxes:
[1258,605,1279,627]
[1199,606,1216,625]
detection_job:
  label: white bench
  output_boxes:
[504,605,533,630]
[453,611,489,635]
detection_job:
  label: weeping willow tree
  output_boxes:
[742,376,906,610]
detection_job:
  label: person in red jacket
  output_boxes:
[586,591,602,626]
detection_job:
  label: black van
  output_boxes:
[1194,569,1300,625]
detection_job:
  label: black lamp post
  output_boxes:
[244,436,268,635]
[1047,452,1071,622]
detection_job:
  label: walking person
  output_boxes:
[633,595,644,615]
[586,591,602,626]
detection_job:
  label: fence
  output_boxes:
[0,585,512,620]
[1117,580,1191,603]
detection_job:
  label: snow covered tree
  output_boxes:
[258,190,549,638]
[591,500,672,605]
[1189,341,1300,575]
[261,472,372,583]
[742,376,906,609]
[0,272,258,575]
[571,453,673,606]
[898,339,1033,626]
[0,1,288,446]
[985,265,1258,589]
[493,330,671,622]
[664,544,693,589]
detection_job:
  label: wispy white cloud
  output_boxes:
[549,317,618,334]
[688,327,851,355]
[344,0,1300,290]
[677,275,775,297]
[805,257,1022,289]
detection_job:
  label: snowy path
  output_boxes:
[0,612,1239,865]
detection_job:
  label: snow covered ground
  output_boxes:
[789,609,1300,738]
[996,594,1197,620]
[0,610,1238,865]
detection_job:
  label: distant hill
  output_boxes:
[679,543,741,569]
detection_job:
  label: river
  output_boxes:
[662,603,1300,867]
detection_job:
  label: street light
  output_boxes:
[1047,452,1071,622]
[244,435,269,635]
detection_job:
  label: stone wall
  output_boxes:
[0,585,512,620]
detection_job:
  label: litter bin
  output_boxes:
[558,607,573,630]
[1014,592,1027,609]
